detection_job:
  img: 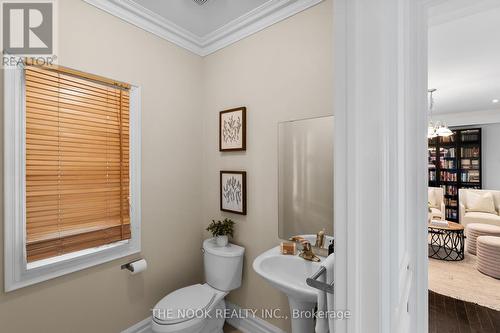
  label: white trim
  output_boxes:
[26,240,129,270]
[120,302,286,333]
[199,0,324,56]
[121,317,151,333]
[3,66,24,293]
[332,0,348,332]
[82,0,204,55]
[333,0,428,332]
[431,109,500,127]
[225,302,287,333]
[414,2,431,332]
[3,66,142,292]
[82,0,324,57]
[428,0,500,26]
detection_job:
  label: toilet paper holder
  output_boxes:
[121,259,144,273]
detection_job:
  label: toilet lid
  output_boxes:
[152,284,216,325]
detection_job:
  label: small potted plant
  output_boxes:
[206,218,235,247]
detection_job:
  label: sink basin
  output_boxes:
[253,246,320,302]
[253,245,329,333]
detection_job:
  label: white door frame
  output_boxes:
[333,0,432,332]
[333,1,499,332]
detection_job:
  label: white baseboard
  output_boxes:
[122,303,285,333]
[121,317,151,333]
[226,302,287,333]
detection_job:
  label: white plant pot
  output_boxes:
[216,235,228,247]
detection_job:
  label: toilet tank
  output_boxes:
[203,238,245,292]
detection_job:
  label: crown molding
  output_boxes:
[429,0,500,27]
[83,0,204,55]
[431,108,500,127]
[83,0,324,57]
[199,0,324,56]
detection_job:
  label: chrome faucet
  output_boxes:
[289,236,321,262]
[289,231,328,260]
[299,240,321,262]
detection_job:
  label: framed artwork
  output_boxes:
[219,107,246,151]
[220,171,247,215]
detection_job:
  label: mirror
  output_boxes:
[278,116,334,240]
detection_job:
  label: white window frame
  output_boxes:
[4,64,142,292]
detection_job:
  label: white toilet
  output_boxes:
[151,238,245,333]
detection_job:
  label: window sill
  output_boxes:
[6,237,140,292]
[27,240,129,270]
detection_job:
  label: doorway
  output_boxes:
[426,1,500,331]
[332,0,500,332]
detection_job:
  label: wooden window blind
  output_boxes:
[25,65,131,263]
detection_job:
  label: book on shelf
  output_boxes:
[461,170,480,183]
[440,171,457,182]
[461,159,479,172]
[461,159,471,169]
[461,130,480,142]
[440,159,456,169]
[441,185,458,196]
[445,208,458,220]
[428,127,481,223]
[461,147,480,158]
[442,147,456,158]
[444,198,457,207]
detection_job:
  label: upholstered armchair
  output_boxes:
[428,187,445,221]
[459,189,500,230]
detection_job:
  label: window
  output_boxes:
[4,61,141,291]
[25,65,131,262]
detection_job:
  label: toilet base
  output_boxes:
[152,298,226,333]
[203,298,226,333]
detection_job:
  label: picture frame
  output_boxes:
[220,171,247,215]
[219,107,246,151]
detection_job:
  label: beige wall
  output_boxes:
[0,0,204,332]
[201,1,333,331]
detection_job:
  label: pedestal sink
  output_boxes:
[253,245,325,333]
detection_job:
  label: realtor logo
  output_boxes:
[2,1,53,55]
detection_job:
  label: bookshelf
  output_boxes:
[428,128,482,222]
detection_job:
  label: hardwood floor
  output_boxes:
[429,290,500,333]
[225,292,500,333]
[223,323,242,333]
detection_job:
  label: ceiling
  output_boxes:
[84,0,323,56]
[429,1,500,115]
[132,0,270,37]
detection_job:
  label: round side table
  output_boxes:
[428,221,465,261]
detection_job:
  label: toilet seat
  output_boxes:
[152,284,225,326]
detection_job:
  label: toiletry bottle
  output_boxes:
[328,239,334,255]
[315,228,326,248]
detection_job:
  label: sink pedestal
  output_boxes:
[288,297,316,333]
[253,245,327,333]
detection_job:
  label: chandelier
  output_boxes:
[428,88,453,139]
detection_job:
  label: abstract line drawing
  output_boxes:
[219,107,246,151]
[220,171,247,215]
[222,115,242,144]
[223,176,243,205]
